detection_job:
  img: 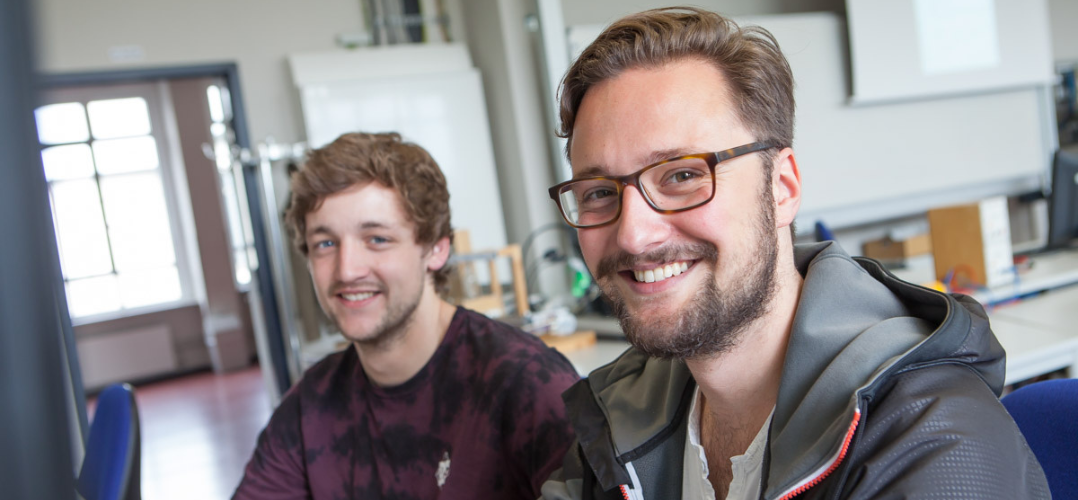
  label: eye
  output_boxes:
[663,169,704,185]
[581,186,616,202]
[368,235,390,245]
[310,239,335,251]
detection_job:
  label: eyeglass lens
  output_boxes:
[557,156,713,227]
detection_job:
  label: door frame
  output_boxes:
[38,63,294,407]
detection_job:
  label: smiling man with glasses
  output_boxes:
[540,7,1048,500]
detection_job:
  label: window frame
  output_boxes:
[37,82,196,324]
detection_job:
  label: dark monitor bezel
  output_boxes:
[1047,146,1078,250]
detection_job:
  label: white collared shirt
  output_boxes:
[682,387,773,500]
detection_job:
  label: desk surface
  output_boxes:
[561,340,630,376]
[990,284,1078,384]
[892,248,1078,304]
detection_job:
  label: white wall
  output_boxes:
[458,0,561,245]
[33,0,367,144]
[560,0,844,27]
[29,0,849,253]
[32,0,1078,270]
[1049,0,1078,63]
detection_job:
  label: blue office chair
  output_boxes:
[1001,378,1078,500]
[77,383,141,500]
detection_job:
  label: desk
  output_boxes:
[561,339,630,376]
[990,285,1078,384]
[892,248,1078,305]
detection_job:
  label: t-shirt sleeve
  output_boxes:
[232,386,312,500]
[502,347,581,498]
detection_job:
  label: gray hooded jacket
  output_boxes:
[541,242,1050,500]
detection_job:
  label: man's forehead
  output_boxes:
[568,62,745,176]
[304,182,414,234]
[570,146,700,179]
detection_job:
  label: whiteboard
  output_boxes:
[845,0,1054,104]
[568,12,1053,230]
[290,47,508,259]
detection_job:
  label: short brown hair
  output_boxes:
[285,132,453,291]
[558,6,794,156]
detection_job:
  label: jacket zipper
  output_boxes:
[775,408,862,500]
[618,462,644,500]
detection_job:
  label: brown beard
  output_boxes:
[595,185,779,360]
[329,279,424,351]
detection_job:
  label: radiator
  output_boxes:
[78,324,179,390]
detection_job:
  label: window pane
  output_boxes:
[206,85,225,123]
[92,136,159,175]
[98,172,170,227]
[87,97,151,139]
[246,246,259,271]
[217,85,233,122]
[98,173,176,271]
[42,144,96,181]
[233,249,251,286]
[108,224,176,272]
[118,266,182,309]
[66,275,121,317]
[213,138,232,171]
[219,173,246,247]
[35,102,90,145]
[50,180,114,279]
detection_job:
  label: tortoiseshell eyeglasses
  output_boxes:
[548,141,779,228]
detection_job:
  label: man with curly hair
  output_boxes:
[235,132,579,500]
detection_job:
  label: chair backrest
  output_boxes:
[1001,378,1078,500]
[78,383,141,500]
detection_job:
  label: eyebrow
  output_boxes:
[306,221,391,238]
[572,147,699,180]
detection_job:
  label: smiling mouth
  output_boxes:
[631,261,690,283]
[340,291,377,301]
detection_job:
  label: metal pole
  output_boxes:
[256,145,303,382]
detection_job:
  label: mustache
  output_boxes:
[330,281,385,295]
[596,243,719,279]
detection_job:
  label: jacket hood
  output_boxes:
[565,241,1005,496]
[765,241,1004,498]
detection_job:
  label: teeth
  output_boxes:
[341,292,375,301]
[633,261,690,283]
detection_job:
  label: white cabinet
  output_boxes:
[290,44,508,258]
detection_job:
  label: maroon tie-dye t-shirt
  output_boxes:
[233,307,580,500]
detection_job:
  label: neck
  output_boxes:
[354,287,456,387]
[686,248,803,430]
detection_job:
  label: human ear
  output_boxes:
[426,236,452,272]
[772,147,802,229]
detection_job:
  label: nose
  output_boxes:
[334,240,371,283]
[614,185,672,255]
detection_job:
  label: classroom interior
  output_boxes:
[4,0,1078,498]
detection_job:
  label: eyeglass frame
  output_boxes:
[548,140,781,229]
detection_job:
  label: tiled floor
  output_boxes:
[89,365,273,500]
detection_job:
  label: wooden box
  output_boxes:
[862,233,932,261]
[928,196,1015,288]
